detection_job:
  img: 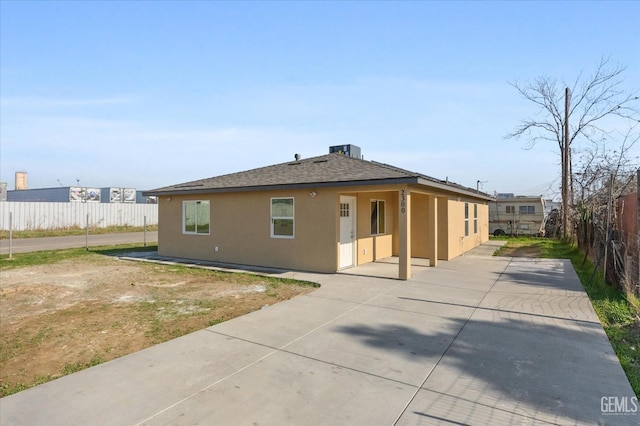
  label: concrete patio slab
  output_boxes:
[478,290,599,322]
[0,330,275,425]
[469,308,610,344]
[140,350,416,426]
[285,304,463,387]
[210,295,359,348]
[420,319,632,425]
[309,273,403,303]
[364,292,476,320]
[397,388,558,426]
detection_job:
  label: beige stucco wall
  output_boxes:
[445,198,489,259]
[411,193,429,258]
[407,193,451,261]
[354,190,395,265]
[158,188,338,273]
[156,184,490,273]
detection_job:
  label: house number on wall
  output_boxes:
[400,189,406,214]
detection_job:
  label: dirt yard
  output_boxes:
[0,255,317,396]
[495,244,544,258]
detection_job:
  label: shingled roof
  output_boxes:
[145,153,493,200]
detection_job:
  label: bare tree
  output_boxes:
[506,57,639,239]
[574,125,639,202]
[574,125,639,247]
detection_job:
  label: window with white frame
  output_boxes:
[370,200,386,235]
[474,203,478,234]
[506,205,515,214]
[183,200,210,235]
[271,197,294,238]
[464,202,469,237]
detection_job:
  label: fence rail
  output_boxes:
[0,202,158,231]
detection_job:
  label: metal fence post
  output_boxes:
[144,215,147,248]
[9,211,13,260]
[86,213,89,251]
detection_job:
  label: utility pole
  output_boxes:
[562,87,570,240]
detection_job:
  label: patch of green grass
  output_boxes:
[30,327,52,346]
[62,357,104,375]
[0,244,158,270]
[137,298,219,343]
[0,247,93,269]
[491,236,557,256]
[498,237,639,396]
[0,358,105,397]
[0,376,53,397]
[0,225,158,240]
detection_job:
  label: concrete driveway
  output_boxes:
[1,247,637,425]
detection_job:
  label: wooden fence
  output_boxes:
[617,190,639,295]
[0,202,158,231]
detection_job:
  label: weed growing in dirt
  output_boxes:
[0,244,158,269]
[62,357,104,375]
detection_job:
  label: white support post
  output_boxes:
[428,195,438,267]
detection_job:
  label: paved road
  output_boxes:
[0,231,158,255]
[1,245,637,425]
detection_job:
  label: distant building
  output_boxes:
[5,186,157,204]
[15,172,28,190]
[489,195,547,236]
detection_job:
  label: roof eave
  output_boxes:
[143,177,420,197]
[144,176,494,201]
[415,177,495,201]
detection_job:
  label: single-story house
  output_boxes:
[144,148,493,280]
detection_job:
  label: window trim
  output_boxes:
[519,205,536,215]
[474,203,478,234]
[182,200,210,235]
[464,202,469,237]
[370,199,386,235]
[271,197,295,239]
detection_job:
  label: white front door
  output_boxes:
[339,196,356,269]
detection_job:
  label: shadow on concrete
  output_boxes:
[397,296,601,325]
[335,315,635,425]
[493,260,583,291]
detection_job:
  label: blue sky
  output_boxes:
[1,1,639,198]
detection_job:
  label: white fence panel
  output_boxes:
[0,202,158,231]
